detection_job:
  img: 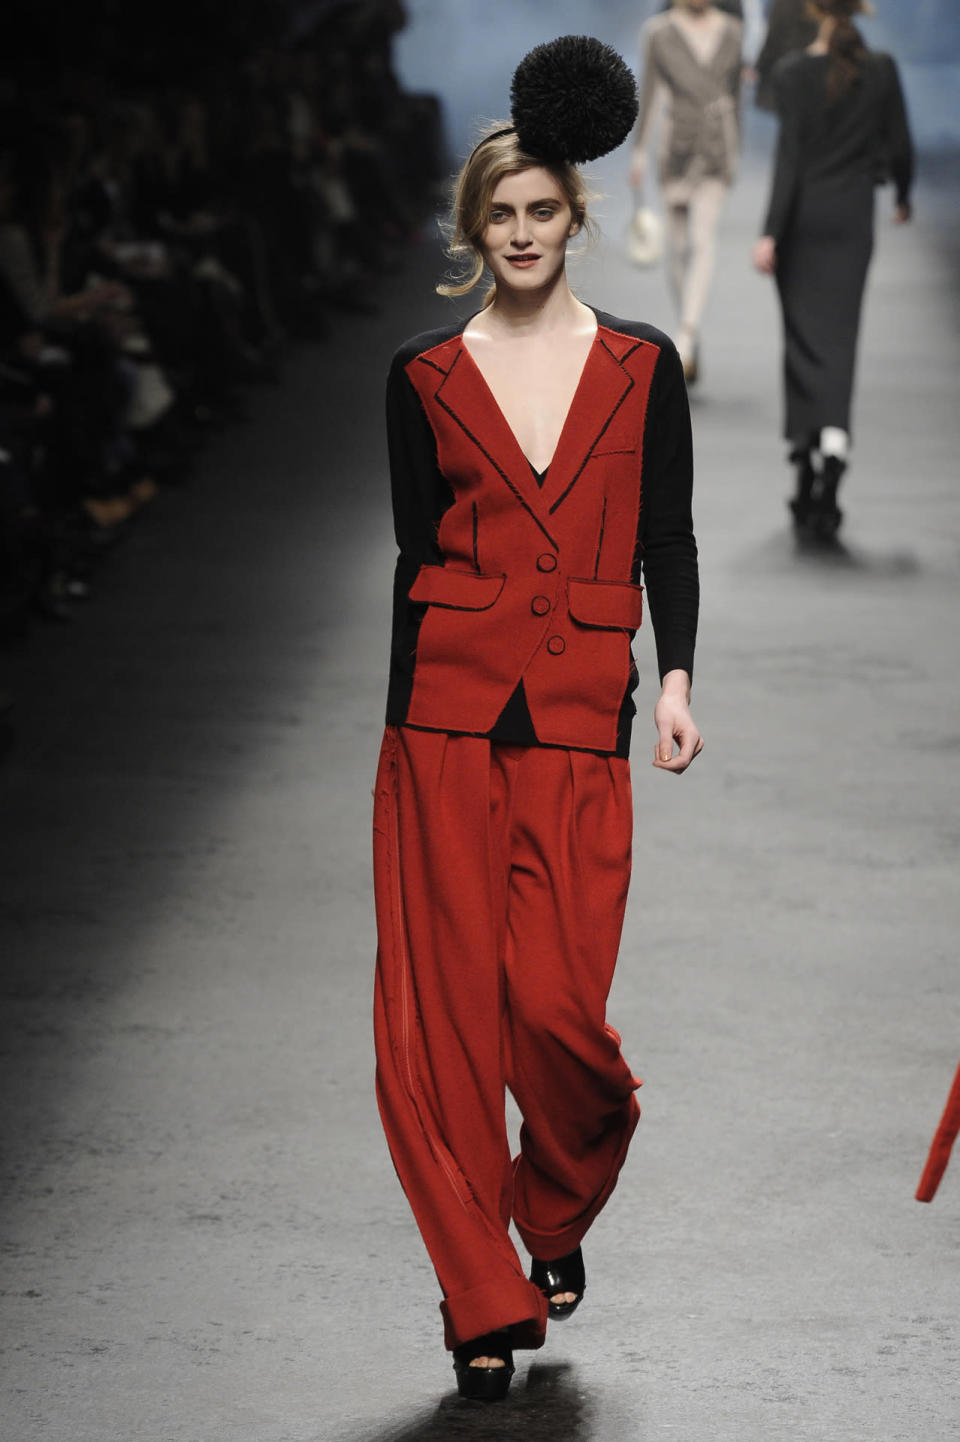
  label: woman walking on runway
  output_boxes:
[630,0,743,384]
[753,0,913,540]
[373,38,702,1402]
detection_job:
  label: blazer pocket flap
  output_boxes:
[409,565,506,610]
[590,438,637,458]
[568,577,643,630]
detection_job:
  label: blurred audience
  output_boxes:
[0,0,443,653]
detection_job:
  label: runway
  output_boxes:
[1,146,958,1442]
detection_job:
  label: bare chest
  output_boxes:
[670,11,727,69]
[463,331,597,474]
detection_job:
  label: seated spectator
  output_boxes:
[0,0,444,671]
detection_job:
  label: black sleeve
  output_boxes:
[880,54,914,207]
[386,351,451,565]
[384,350,454,722]
[636,338,699,683]
[762,58,803,240]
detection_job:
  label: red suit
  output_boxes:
[375,311,698,1350]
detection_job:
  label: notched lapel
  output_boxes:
[543,330,638,516]
[416,327,645,534]
[433,343,555,527]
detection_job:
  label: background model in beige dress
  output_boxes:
[631,2,743,381]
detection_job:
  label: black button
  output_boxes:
[547,635,566,655]
[536,553,557,573]
[531,595,551,616]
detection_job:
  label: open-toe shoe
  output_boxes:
[452,1329,514,1402]
[530,1245,586,1320]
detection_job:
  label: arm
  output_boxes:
[755,57,803,267]
[881,54,914,219]
[630,21,663,189]
[384,351,454,721]
[637,339,702,772]
[386,352,448,566]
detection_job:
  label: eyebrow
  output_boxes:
[489,198,563,211]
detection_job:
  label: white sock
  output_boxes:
[820,426,849,461]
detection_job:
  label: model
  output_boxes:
[753,0,913,540]
[630,0,743,384]
[372,37,702,1403]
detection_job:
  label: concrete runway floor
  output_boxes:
[1,152,959,1441]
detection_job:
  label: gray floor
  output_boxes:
[2,153,959,1442]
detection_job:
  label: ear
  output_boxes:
[568,217,581,238]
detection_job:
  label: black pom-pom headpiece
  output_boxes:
[509,35,638,165]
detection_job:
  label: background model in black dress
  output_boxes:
[764,48,912,443]
[758,4,913,541]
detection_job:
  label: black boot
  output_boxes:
[787,445,818,534]
[813,455,845,540]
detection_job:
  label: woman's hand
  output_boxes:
[653,670,703,774]
[752,235,777,274]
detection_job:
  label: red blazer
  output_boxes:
[385,311,697,756]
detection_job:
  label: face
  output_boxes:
[480,167,578,293]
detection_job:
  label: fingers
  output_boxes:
[653,730,703,774]
[655,722,674,765]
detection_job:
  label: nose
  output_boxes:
[510,217,532,249]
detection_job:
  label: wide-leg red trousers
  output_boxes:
[372,725,641,1351]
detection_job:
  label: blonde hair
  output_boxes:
[437,124,595,303]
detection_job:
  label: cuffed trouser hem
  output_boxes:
[441,1276,549,1352]
[513,1091,642,1261]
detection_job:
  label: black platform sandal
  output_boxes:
[452,1330,514,1402]
[530,1245,586,1320]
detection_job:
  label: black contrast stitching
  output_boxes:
[600,335,643,364]
[435,352,559,549]
[594,496,606,579]
[549,374,635,514]
[416,355,448,376]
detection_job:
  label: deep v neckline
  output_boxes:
[459,318,600,477]
[668,11,727,71]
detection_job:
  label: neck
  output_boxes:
[813,16,836,50]
[486,272,588,337]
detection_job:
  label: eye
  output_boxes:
[533,207,558,221]
[488,209,509,223]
